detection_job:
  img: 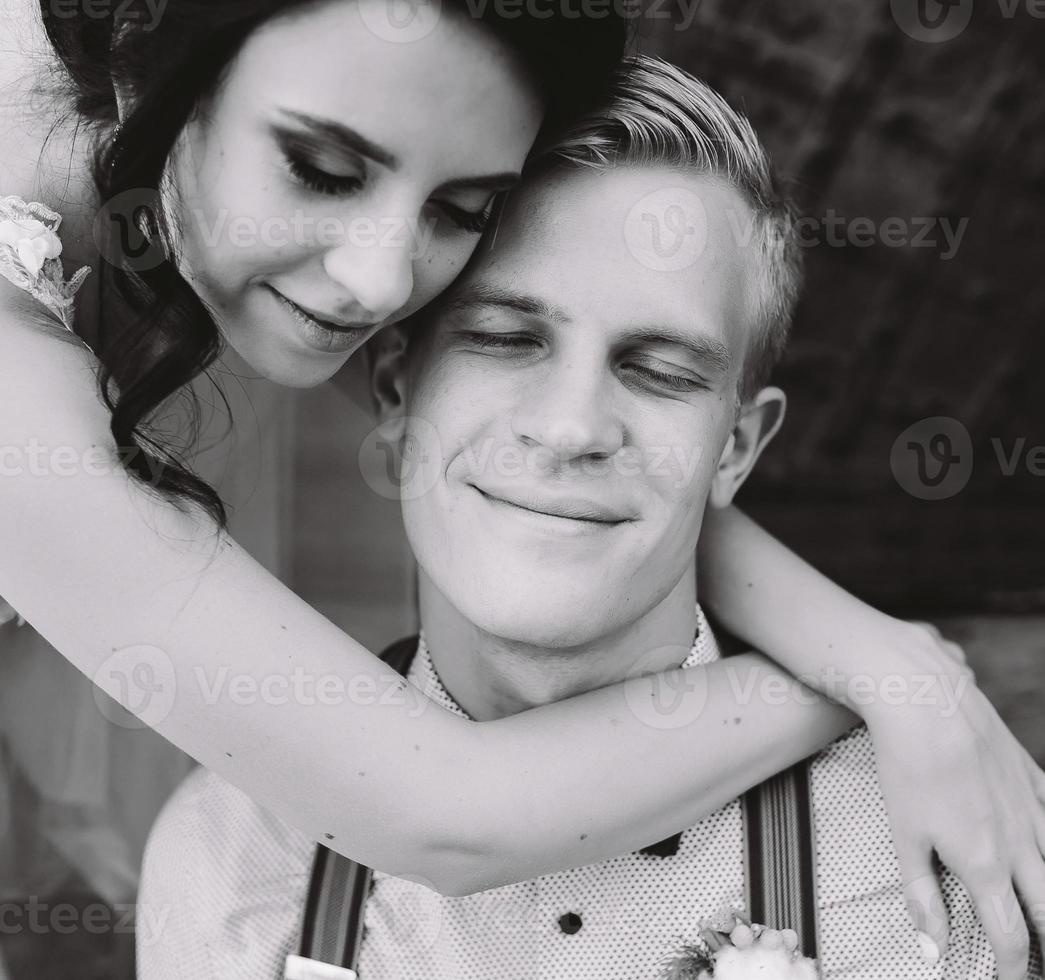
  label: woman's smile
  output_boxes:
[265,284,378,355]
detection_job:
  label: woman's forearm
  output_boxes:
[467,655,857,892]
[0,320,857,895]
[698,505,939,712]
[7,519,856,895]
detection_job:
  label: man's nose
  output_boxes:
[510,361,624,463]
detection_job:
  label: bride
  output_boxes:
[0,1,1042,976]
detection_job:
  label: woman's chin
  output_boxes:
[216,332,351,388]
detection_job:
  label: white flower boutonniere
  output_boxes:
[0,196,92,332]
[661,911,819,980]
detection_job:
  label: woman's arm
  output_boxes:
[0,304,858,896]
[699,505,1045,980]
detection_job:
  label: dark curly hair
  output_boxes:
[40,0,629,525]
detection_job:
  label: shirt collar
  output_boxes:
[408,606,719,860]
[409,604,721,722]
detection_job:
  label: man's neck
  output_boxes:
[417,568,700,721]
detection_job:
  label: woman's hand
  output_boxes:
[861,622,1045,980]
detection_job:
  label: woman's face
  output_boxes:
[165,0,544,386]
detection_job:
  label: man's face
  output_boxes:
[393,166,770,648]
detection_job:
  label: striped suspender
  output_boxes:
[291,847,374,978]
[743,760,819,958]
[291,639,819,978]
[288,638,418,980]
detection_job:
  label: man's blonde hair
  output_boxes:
[529,55,803,398]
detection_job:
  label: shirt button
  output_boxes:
[558,912,583,935]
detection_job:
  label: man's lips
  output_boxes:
[470,485,636,525]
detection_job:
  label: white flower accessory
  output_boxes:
[661,911,819,980]
[0,195,92,332]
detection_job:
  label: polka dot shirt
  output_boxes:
[136,612,1042,980]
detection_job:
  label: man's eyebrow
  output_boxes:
[443,284,572,324]
[623,326,733,375]
[274,109,399,169]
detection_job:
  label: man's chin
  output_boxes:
[455,589,622,650]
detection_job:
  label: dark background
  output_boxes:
[637,0,1045,613]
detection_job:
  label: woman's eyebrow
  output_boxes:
[274,109,398,169]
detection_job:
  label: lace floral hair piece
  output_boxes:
[0,196,92,333]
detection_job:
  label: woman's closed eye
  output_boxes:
[432,194,499,235]
[282,147,363,197]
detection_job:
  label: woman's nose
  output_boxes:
[321,232,415,323]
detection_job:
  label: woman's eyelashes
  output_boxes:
[432,188,504,235]
[278,135,494,235]
[282,145,364,197]
[434,200,494,234]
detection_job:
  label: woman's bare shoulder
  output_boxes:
[0,285,110,442]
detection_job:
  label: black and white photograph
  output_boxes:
[0,0,1043,976]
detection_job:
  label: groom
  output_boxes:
[137,57,1041,980]
[298,57,1038,980]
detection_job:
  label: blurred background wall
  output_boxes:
[639,0,1045,613]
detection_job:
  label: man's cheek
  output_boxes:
[637,440,711,492]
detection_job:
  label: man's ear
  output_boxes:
[708,386,786,509]
[366,323,411,434]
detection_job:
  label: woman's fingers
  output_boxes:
[1015,850,1045,961]
[1024,748,1045,807]
[965,868,1031,980]
[898,844,950,965]
[1031,804,1045,861]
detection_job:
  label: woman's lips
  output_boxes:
[267,286,375,333]
[265,285,376,355]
